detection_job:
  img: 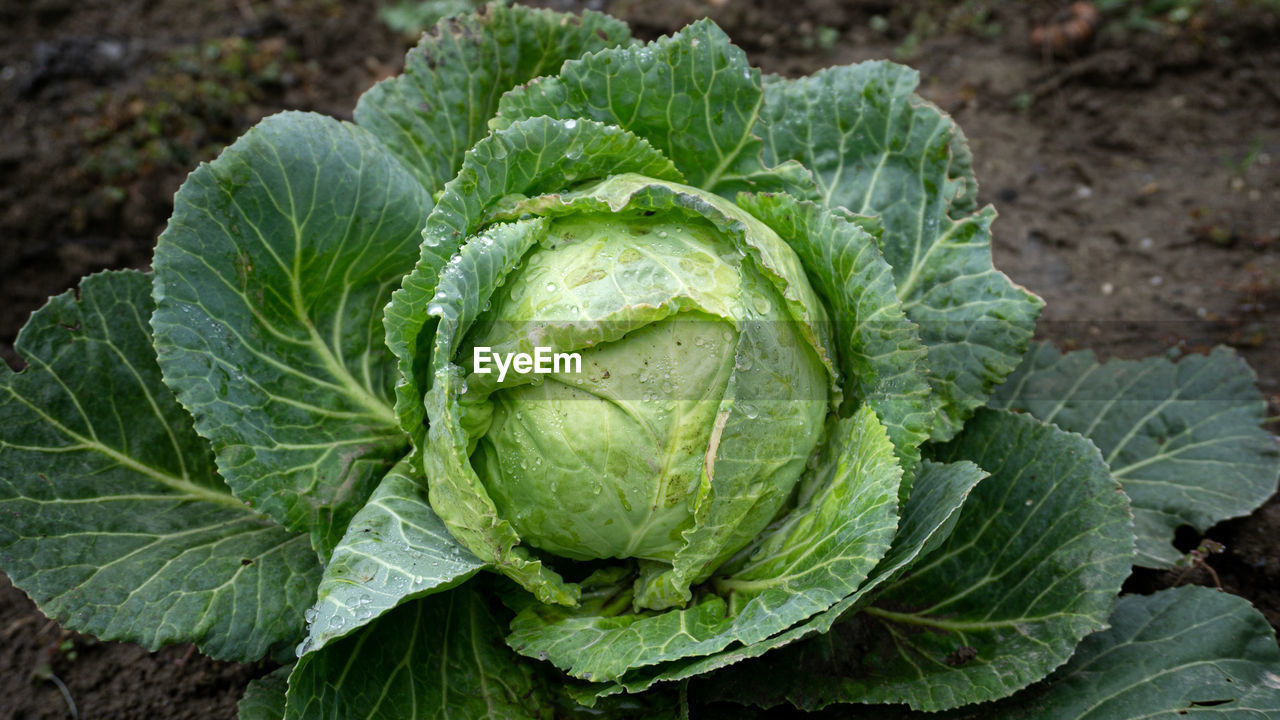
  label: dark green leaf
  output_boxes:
[239,666,291,720]
[494,19,813,198]
[759,62,1042,440]
[977,586,1280,719]
[356,3,632,193]
[815,588,1280,719]
[705,409,1133,711]
[285,587,552,720]
[152,111,432,558]
[0,271,319,662]
[992,343,1280,567]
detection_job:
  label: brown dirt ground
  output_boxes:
[1,0,1277,717]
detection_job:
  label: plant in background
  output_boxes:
[378,0,485,36]
[2,3,1278,718]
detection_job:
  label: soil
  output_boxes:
[1,0,1277,717]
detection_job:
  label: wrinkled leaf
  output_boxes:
[494,19,812,198]
[833,587,1280,720]
[152,111,432,558]
[356,3,632,192]
[992,342,1280,567]
[705,409,1133,711]
[285,587,552,720]
[0,270,320,662]
[299,458,485,655]
[975,586,1280,719]
[759,62,1042,440]
[738,191,933,488]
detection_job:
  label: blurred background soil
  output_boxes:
[1,0,1277,717]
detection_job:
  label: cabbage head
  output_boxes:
[428,174,843,612]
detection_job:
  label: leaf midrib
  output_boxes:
[3,385,250,512]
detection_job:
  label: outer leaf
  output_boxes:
[285,587,552,720]
[759,62,1042,440]
[384,116,679,453]
[493,19,813,198]
[0,271,320,662]
[239,666,291,720]
[355,2,632,193]
[152,111,432,558]
[975,586,1280,719]
[574,459,985,705]
[298,458,485,656]
[507,406,900,682]
[992,342,1280,567]
[737,191,933,488]
[708,409,1134,712]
